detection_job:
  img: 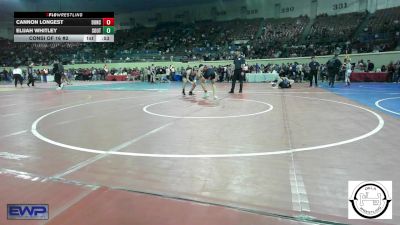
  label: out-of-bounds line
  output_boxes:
[375,96,400,116]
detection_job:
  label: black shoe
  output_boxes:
[189,91,193,95]
[182,89,186,95]
[229,90,234,93]
[239,90,242,93]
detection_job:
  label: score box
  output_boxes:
[103,26,114,34]
[102,18,114,26]
[14,12,114,43]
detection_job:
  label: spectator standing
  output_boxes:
[42,68,48,83]
[166,67,171,81]
[27,63,35,87]
[170,65,175,81]
[358,60,366,72]
[227,65,233,82]
[387,61,395,82]
[92,68,97,80]
[344,58,352,86]
[367,60,374,72]
[396,63,400,84]
[103,64,109,79]
[149,64,155,82]
[326,53,342,88]
[53,59,64,90]
[304,64,310,86]
[12,64,23,88]
[243,64,249,82]
[150,65,156,83]
[255,63,260,73]
[0,68,7,81]
[8,69,13,82]
[2,68,10,82]
[296,63,303,82]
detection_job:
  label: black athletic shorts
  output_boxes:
[189,75,195,81]
[184,75,195,82]
[203,71,216,80]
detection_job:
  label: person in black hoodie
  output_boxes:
[326,53,342,88]
[27,63,35,87]
[367,60,374,72]
[53,59,64,90]
[396,63,400,84]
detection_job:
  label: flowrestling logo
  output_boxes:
[348,181,392,219]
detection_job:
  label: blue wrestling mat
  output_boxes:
[321,82,400,118]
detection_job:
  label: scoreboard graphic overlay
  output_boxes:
[14,12,114,42]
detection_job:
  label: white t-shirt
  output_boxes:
[345,63,352,76]
[296,64,303,72]
[13,68,22,75]
[346,63,352,71]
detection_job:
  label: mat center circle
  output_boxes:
[142,98,274,119]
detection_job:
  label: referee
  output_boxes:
[229,52,245,93]
[309,56,320,87]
